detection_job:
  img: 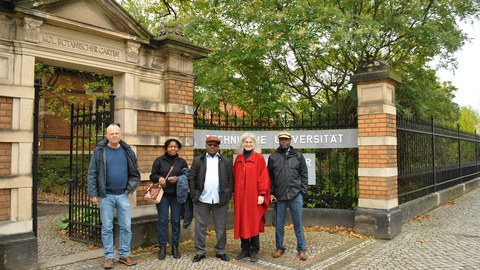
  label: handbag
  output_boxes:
[144,183,164,204]
[144,160,177,204]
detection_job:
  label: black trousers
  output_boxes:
[241,235,260,252]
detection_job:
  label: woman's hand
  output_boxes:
[159,177,166,188]
[167,176,177,184]
[257,195,264,205]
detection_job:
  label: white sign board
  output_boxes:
[194,129,358,150]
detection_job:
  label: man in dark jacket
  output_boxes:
[268,131,308,261]
[88,124,140,269]
[188,135,234,262]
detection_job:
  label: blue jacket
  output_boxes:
[179,168,193,229]
[88,139,140,198]
[177,168,189,203]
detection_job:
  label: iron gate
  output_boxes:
[69,95,114,245]
[194,109,359,210]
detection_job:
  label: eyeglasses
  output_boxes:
[207,144,219,148]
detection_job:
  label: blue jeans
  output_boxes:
[156,193,182,246]
[275,193,306,252]
[99,193,132,259]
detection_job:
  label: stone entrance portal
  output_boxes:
[0,1,207,268]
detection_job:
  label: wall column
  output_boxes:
[351,59,402,239]
[0,15,39,269]
[112,23,208,247]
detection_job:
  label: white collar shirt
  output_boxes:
[199,152,220,204]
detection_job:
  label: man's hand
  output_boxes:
[90,197,99,204]
[270,195,277,203]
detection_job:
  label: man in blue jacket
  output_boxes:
[188,135,234,262]
[268,131,308,261]
[88,124,140,269]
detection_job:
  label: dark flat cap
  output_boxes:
[206,135,221,144]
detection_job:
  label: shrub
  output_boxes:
[38,155,70,195]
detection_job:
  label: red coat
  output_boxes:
[233,152,270,239]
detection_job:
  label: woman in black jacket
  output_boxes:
[150,138,188,260]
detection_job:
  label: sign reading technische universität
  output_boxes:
[194,129,358,185]
[194,129,358,149]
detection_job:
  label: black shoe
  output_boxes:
[216,254,230,261]
[158,246,166,260]
[236,249,250,260]
[172,245,181,259]
[250,251,258,262]
[192,254,206,262]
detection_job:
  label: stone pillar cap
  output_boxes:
[350,58,402,84]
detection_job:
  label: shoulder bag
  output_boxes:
[144,160,177,204]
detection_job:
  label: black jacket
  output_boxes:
[188,152,234,206]
[150,154,188,195]
[268,146,308,200]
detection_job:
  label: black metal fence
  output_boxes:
[194,109,359,210]
[397,116,480,204]
[69,95,114,245]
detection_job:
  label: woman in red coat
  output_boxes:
[233,133,270,262]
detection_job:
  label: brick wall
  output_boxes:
[137,111,167,136]
[359,176,397,200]
[164,80,193,105]
[0,188,10,221]
[40,73,104,153]
[136,145,165,173]
[359,145,397,168]
[0,143,11,175]
[358,113,398,200]
[165,113,194,137]
[136,73,195,206]
[0,96,13,129]
[40,113,70,151]
[358,114,396,137]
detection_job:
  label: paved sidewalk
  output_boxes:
[37,187,480,269]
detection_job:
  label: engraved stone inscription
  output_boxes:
[42,34,121,58]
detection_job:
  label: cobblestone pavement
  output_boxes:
[38,187,480,269]
[38,213,93,261]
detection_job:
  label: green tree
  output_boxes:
[35,64,113,121]
[118,0,480,121]
[458,106,480,133]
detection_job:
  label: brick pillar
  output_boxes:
[351,59,402,239]
[0,15,38,269]
[113,24,208,247]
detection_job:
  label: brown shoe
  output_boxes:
[119,256,137,266]
[272,248,284,258]
[104,258,114,269]
[298,251,307,261]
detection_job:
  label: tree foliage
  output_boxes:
[35,64,113,121]
[117,0,480,122]
[458,106,480,133]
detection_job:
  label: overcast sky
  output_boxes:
[436,19,480,112]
